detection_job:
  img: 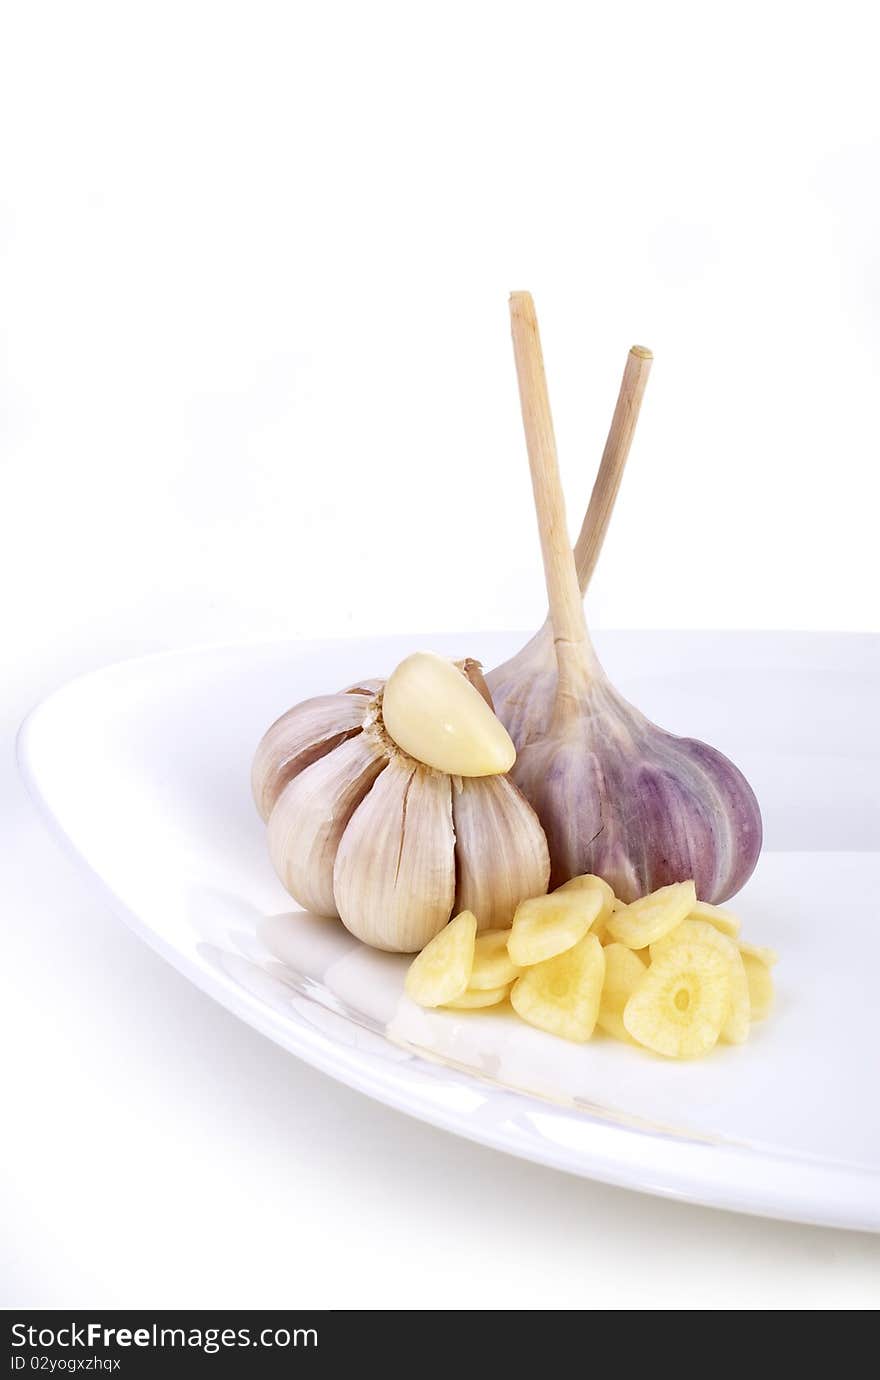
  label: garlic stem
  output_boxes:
[573,345,653,594]
[508,291,592,707]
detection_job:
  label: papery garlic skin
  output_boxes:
[452,774,551,931]
[267,729,389,915]
[333,754,457,952]
[485,622,557,751]
[510,669,762,905]
[252,690,373,821]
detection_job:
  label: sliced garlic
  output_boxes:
[404,909,477,1006]
[554,873,616,920]
[596,942,647,1041]
[510,932,605,1042]
[741,952,775,1020]
[333,755,456,952]
[688,899,741,939]
[382,652,516,777]
[443,984,511,1010]
[650,917,750,1045]
[508,888,602,967]
[607,879,697,949]
[468,929,521,990]
[623,939,730,1058]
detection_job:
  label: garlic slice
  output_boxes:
[333,755,456,952]
[267,730,389,916]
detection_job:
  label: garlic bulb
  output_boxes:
[498,292,762,904]
[253,652,550,951]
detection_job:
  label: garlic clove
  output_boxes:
[451,774,550,931]
[267,730,389,917]
[333,755,456,952]
[510,718,639,899]
[382,652,516,777]
[252,692,370,822]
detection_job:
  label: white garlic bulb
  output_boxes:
[253,653,550,952]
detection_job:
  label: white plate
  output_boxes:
[18,631,880,1231]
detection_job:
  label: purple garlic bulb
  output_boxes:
[502,292,762,905]
[499,639,762,901]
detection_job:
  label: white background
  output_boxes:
[2,1,879,1309]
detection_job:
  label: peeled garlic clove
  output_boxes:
[451,774,550,931]
[252,693,369,821]
[333,755,456,952]
[267,731,389,916]
[382,652,516,777]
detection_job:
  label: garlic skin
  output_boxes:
[503,292,762,908]
[452,774,552,930]
[485,622,557,751]
[254,655,550,952]
[267,729,388,915]
[333,754,457,952]
[252,689,374,822]
[510,665,762,903]
[487,627,762,903]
